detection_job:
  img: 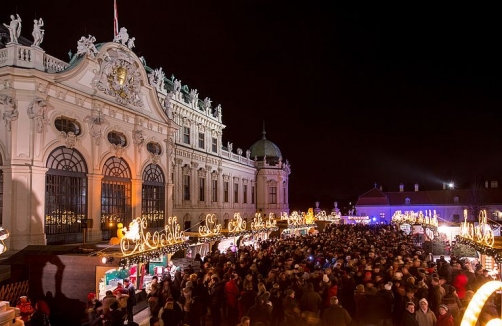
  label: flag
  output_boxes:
[113,0,119,37]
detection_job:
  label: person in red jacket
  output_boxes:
[225,273,241,326]
[16,295,34,323]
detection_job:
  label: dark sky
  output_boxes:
[4,1,502,211]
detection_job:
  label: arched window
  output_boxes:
[142,164,165,229]
[101,157,132,240]
[54,116,82,135]
[45,147,88,244]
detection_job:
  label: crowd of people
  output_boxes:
[83,223,500,326]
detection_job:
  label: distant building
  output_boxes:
[355,182,502,225]
[0,21,290,250]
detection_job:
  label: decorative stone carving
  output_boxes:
[3,14,22,44]
[237,148,243,155]
[84,110,107,146]
[215,104,222,119]
[148,68,166,93]
[0,95,18,131]
[60,131,77,148]
[189,89,198,105]
[132,128,145,149]
[246,150,251,159]
[127,37,135,50]
[150,152,160,165]
[27,98,47,133]
[203,97,212,113]
[76,35,99,58]
[174,79,182,93]
[92,48,144,107]
[32,18,44,47]
[227,142,233,153]
[113,27,129,46]
[111,144,124,158]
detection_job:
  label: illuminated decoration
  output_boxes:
[347,215,370,224]
[250,213,278,234]
[391,210,439,229]
[229,212,247,232]
[460,209,494,247]
[0,227,10,254]
[305,208,315,225]
[265,213,277,229]
[198,213,224,243]
[461,281,502,326]
[315,210,341,222]
[45,209,84,225]
[283,211,317,229]
[457,209,502,262]
[115,216,188,267]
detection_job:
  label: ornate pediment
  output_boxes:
[92,47,144,108]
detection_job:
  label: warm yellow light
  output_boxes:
[101,257,107,264]
[461,281,502,326]
[486,319,502,326]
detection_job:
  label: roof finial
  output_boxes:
[262,120,266,140]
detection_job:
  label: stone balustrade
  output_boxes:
[0,43,69,73]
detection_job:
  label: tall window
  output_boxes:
[234,183,239,203]
[45,147,88,244]
[224,182,229,202]
[268,184,277,204]
[212,179,218,202]
[183,126,191,144]
[243,185,248,204]
[198,132,205,149]
[212,137,217,153]
[199,177,205,201]
[101,157,132,241]
[183,175,191,201]
[142,164,165,229]
[251,186,255,204]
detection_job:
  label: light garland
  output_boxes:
[228,212,246,232]
[199,213,222,237]
[460,209,495,247]
[461,281,502,326]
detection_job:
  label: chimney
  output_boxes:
[414,183,419,192]
[443,183,446,190]
[399,183,404,192]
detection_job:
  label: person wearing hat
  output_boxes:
[441,286,462,326]
[16,295,34,323]
[416,298,437,326]
[320,296,352,326]
[283,289,300,326]
[161,296,184,326]
[436,304,454,326]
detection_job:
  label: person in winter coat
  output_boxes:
[320,296,352,326]
[416,298,437,326]
[436,304,454,326]
[16,296,34,324]
[402,302,419,326]
[246,295,272,326]
[161,297,184,326]
[209,275,225,326]
[30,300,51,326]
[441,285,462,326]
[225,273,241,326]
[282,289,301,326]
[299,282,323,318]
[239,282,257,321]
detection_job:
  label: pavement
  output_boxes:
[133,307,151,326]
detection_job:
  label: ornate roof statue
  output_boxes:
[76,35,99,58]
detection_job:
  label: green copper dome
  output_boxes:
[249,129,282,164]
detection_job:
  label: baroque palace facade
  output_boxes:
[0,22,290,251]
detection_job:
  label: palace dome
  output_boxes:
[249,130,282,165]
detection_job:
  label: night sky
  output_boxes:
[3,1,502,212]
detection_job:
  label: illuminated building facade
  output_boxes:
[355,183,502,225]
[0,22,290,251]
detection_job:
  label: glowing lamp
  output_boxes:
[461,281,502,326]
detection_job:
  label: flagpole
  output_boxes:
[113,0,119,37]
